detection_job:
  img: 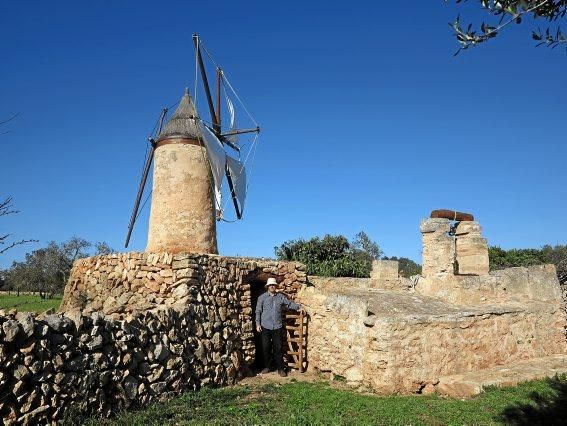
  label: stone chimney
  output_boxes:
[146,90,218,254]
[420,217,489,277]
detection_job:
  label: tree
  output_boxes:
[0,196,37,255]
[488,245,567,283]
[448,0,567,54]
[274,232,382,278]
[3,237,112,297]
[352,231,383,261]
[384,256,423,278]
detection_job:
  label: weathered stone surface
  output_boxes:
[420,218,451,234]
[455,221,482,236]
[456,236,489,275]
[436,354,567,397]
[146,134,218,254]
[297,276,567,394]
[370,260,398,280]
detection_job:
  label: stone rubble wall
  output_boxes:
[0,253,307,425]
[60,252,305,317]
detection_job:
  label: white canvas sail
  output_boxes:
[224,92,238,145]
[226,155,247,214]
[198,121,226,209]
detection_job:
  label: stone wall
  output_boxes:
[60,252,305,317]
[297,270,567,394]
[416,264,564,305]
[1,253,307,424]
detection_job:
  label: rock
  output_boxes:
[370,260,399,281]
[13,364,30,380]
[86,335,104,351]
[456,236,489,276]
[2,320,20,342]
[17,313,35,338]
[43,314,65,332]
[455,221,482,236]
[153,344,170,362]
[420,218,451,234]
[123,376,138,400]
[149,381,167,395]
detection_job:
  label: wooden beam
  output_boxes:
[192,34,219,134]
[125,108,167,248]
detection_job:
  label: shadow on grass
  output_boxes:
[500,376,567,426]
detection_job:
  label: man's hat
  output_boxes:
[265,277,277,287]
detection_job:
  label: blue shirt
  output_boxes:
[255,292,301,330]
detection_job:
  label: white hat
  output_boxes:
[265,277,278,287]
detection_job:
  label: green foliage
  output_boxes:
[489,245,567,283]
[274,233,379,278]
[448,0,567,53]
[85,376,567,425]
[384,256,422,278]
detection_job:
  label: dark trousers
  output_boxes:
[261,327,284,371]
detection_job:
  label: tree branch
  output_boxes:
[0,113,20,126]
[450,0,567,53]
[0,239,38,255]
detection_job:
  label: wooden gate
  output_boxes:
[283,310,307,372]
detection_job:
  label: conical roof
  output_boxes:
[158,88,200,140]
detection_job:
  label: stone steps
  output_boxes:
[435,354,567,397]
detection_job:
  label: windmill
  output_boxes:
[124,34,260,254]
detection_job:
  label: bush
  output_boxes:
[489,245,567,283]
[274,233,379,278]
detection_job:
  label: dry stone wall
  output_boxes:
[1,253,307,424]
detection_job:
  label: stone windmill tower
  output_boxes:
[124,34,260,255]
[146,90,218,254]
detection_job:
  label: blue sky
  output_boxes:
[1,1,566,268]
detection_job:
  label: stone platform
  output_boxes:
[297,270,567,394]
[436,354,567,397]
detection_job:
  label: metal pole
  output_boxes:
[124,108,167,248]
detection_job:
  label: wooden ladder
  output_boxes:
[283,310,307,372]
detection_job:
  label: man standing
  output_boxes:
[255,277,303,377]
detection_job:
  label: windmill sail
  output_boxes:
[198,121,226,209]
[226,155,247,214]
[224,90,238,145]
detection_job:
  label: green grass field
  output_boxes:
[83,376,567,425]
[0,294,62,313]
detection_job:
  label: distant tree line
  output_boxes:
[0,237,114,298]
[274,232,421,278]
[489,245,567,283]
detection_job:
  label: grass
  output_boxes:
[82,376,567,425]
[0,293,62,314]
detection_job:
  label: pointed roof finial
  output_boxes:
[157,89,200,141]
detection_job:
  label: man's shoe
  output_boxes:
[278,369,288,377]
[260,368,270,374]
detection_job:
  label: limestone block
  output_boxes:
[420,218,451,234]
[421,232,455,277]
[370,260,399,280]
[456,236,489,276]
[455,221,482,236]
